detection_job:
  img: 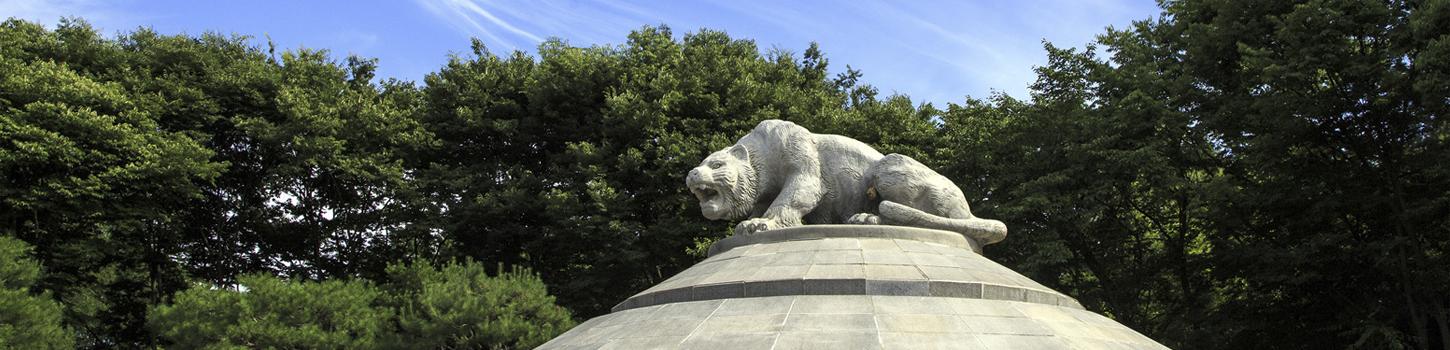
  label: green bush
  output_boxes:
[383,261,576,349]
[149,259,574,349]
[149,274,389,349]
[0,236,73,349]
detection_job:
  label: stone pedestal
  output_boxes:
[538,225,1168,349]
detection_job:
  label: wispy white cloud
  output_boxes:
[450,0,542,42]
[414,0,679,52]
[414,0,545,50]
[409,0,1156,104]
[0,0,144,31]
[7,0,1157,105]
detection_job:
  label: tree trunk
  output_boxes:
[1408,291,1430,350]
[1432,299,1449,350]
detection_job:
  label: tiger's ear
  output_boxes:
[728,144,749,160]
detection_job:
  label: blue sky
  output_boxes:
[3,0,1160,106]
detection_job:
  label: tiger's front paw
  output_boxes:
[735,218,781,234]
[846,213,880,225]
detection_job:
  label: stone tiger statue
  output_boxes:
[685,119,1007,248]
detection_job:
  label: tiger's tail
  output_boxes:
[877,200,1007,245]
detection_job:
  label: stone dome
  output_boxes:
[538,225,1169,349]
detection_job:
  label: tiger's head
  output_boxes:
[685,144,758,220]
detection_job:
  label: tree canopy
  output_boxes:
[1,0,1447,348]
[0,236,73,349]
[148,259,573,349]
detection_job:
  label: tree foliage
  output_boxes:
[382,261,575,349]
[148,259,573,349]
[0,18,224,346]
[0,236,73,349]
[149,274,388,349]
[1,0,1447,347]
[938,0,1450,348]
[409,28,920,316]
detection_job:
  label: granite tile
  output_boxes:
[773,331,883,350]
[791,295,873,314]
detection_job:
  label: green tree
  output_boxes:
[942,42,1225,347]
[149,259,572,350]
[112,28,436,281]
[27,8,1446,348]
[1103,1,1448,348]
[1174,1,1449,347]
[149,274,389,349]
[410,26,892,317]
[381,260,575,349]
[1,17,438,346]
[0,236,73,349]
[0,18,224,347]
[944,0,1450,348]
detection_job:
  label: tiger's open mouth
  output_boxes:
[686,167,734,220]
[691,185,719,202]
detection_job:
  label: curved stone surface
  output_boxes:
[705,225,981,256]
[614,225,1076,312]
[543,296,1166,349]
[540,226,1169,349]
